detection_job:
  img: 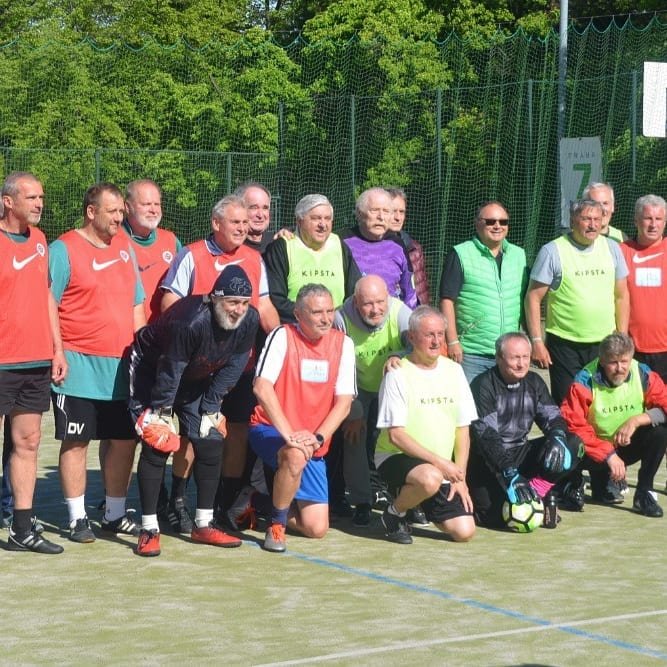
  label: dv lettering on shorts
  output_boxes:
[67,422,85,435]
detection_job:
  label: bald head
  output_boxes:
[354,275,389,327]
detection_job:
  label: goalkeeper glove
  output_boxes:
[543,430,572,473]
[501,467,537,504]
[199,411,227,438]
[136,408,179,453]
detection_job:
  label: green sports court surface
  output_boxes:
[2,419,666,666]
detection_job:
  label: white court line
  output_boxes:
[256,609,667,666]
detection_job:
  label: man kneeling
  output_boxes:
[244,284,355,553]
[375,306,477,544]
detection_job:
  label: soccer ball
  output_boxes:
[502,499,544,533]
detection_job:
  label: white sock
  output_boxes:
[142,514,159,532]
[65,495,86,525]
[195,508,214,528]
[104,496,126,522]
[388,503,406,518]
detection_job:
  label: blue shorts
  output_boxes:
[249,424,328,504]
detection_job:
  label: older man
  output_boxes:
[264,194,360,324]
[334,275,412,526]
[50,183,145,543]
[234,181,274,253]
[129,265,259,557]
[439,200,527,382]
[341,187,417,308]
[525,199,629,406]
[561,332,667,517]
[0,172,66,554]
[234,284,356,553]
[122,179,181,323]
[387,188,430,306]
[375,306,477,545]
[582,182,626,242]
[468,333,582,529]
[161,195,279,530]
[619,195,667,380]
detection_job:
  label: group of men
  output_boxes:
[2,170,665,558]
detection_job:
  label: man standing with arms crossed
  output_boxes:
[0,172,66,553]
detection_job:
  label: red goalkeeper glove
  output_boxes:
[136,408,179,453]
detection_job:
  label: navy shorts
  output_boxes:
[249,424,328,504]
[0,366,51,415]
[221,372,256,423]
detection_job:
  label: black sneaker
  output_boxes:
[407,506,429,526]
[381,509,413,544]
[69,517,95,543]
[8,527,64,554]
[352,503,372,527]
[592,480,624,505]
[31,516,45,534]
[372,489,392,510]
[329,499,354,518]
[633,490,663,518]
[101,514,141,536]
[161,498,194,535]
[559,479,585,511]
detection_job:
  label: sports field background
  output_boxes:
[2,412,666,666]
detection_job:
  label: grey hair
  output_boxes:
[211,194,246,220]
[294,194,332,222]
[582,182,614,205]
[599,332,635,361]
[2,171,40,199]
[294,283,333,310]
[570,199,604,220]
[386,187,406,202]
[233,181,271,201]
[408,305,447,335]
[495,332,531,358]
[634,194,667,220]
[126,179,161,201]
[354,187,390,222]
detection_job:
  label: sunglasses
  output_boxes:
[480,218,509,227]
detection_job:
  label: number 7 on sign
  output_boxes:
[573,163,591,199]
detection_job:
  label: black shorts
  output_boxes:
[53,393,136,441]
[378,453,471,523]
[221,372,256,423]
[0,366,51,415]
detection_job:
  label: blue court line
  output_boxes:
[275,548,667,661]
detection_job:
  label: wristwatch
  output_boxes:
[314,433,325,448]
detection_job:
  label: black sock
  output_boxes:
[12,508,31,535]
[170,474,188,502]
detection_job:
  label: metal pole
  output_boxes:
[350,95,356,201]
[95,148,101,183]
[557,0,568,228]
[631,70,637,183]
[436,88,442,231]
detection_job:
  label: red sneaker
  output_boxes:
[136,529,161,557]
[191,523,242,548]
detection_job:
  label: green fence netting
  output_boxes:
[1,18,667,299]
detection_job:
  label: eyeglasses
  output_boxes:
[480,218,509,227]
